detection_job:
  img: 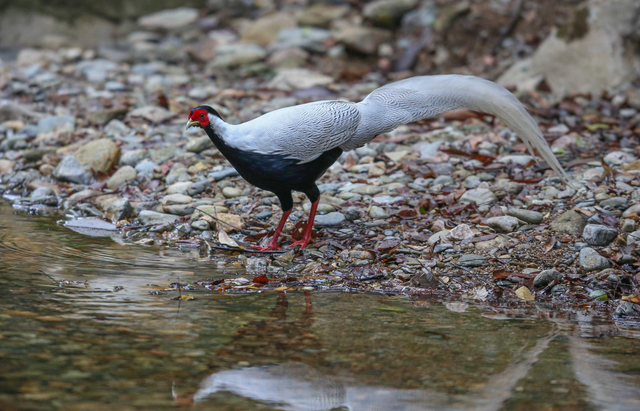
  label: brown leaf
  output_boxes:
[397,209,418,220]
[621,295,640,304]
[252,275,269,284]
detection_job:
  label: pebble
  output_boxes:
[614,301,640,317]
[106,166,137,190]
[447,224,474,241]
[486,216,519,233]
[255,211,272,220]
[582,224,618,246]
[369,206,389,219]
[459,188,497,205]
[623,203,640,217]
[135,160,159,176]
[209,168,239,181]
[533,269,562,288]
[550,210,588,236]
[191,219,210,230]
[579,247,611,271]
[507,208,543,224]
[222,187,242,198]
[314,212,345,227]
[600,197,628,208]
[53,156,92,185]
[621,219,636,232]
[457,254,487,268]
[186,136,213,153]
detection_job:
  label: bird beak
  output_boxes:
[186,119,200,130]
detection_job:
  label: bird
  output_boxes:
[186,75,570,251]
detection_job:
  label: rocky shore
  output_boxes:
[1,1,640,318]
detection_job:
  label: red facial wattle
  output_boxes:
[188,109,210,128]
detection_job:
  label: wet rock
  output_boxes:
[135,159,159,176]
[369,206,389,219]
[582,224,618,246]
[64,218,117,237]
[53,156,92,185]
[267,68,333,91]
[139,210,179,225]
[533,269,562,288]
[433,243,453,253]
[447,224,474,241]
[200,212,245,232]
[364,0,418,28]
[579,247,610,271]
[600,197,628,208]
[550,210,588,236]
[343,206,362,221]
[314,212,345,227]
[74,138,120,173]
[104,198,134,223]
[138,7,199,30]
[241,13,296,46]
[507,208,543,224]
[0,159,15,174]
[622,219,636,233]
[614,301,640,318]
[457,254,486,268]
[210,43,266,68]
[411,270,438,288]
[335,26,392,55]
[486,216,519,233]
[161,193,195,215]
[297,4,349,28]
[186,136,213,153]
[459,188,497,206]
[255,211,272,220]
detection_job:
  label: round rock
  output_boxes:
[486,216,519,233]
[579,247,610,271]
[582,224,618,246]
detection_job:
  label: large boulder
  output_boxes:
[499,0,640,96]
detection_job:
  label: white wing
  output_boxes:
[223,100,360,163]
[343,75,569,183]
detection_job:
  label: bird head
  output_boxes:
[186,105,222,130]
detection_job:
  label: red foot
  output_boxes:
[287,236,312,249]
[252,242,282,251]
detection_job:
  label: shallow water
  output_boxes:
[1,202,640,411]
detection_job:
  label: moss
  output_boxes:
[557,5,590,42]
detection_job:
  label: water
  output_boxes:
[1,202,640,411]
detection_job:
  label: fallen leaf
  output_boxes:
[218,229,239,247]
[515,286,535,301]
[252,275,269,284]
[621,295,640,304]
[179,295,194,301]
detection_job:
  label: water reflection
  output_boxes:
[1,203,640,411]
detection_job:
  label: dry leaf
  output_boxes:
[515,286,535,301]
[218,229,239,247]
[621,295,640,304]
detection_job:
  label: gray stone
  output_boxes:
[188,179,210,195]
[186,136,213,153]
[209,43,266,68]
[53,156,92,185]
[256,211,272,220]
[363,0,418,28]
[37,115,75,134]
[433,175,454,186]
[209,168,239,181]
[614,301,640,318]
[369,206,389,219]
[507,208,544,224]
[275,28,331,53]
[105,198,134,223]
[343,206,362,221]
[314,212,345,227]
[76,59,117,82]
[120,149,147,167]
[138,7,199,30]
[298,4,349,28]
[222,187,242,198]
[106,166,137,190]
[457,254,486,268]
[459,188,497,206]
[447,224,474,241]
[579,247,611,271]
[550,210,588,236]
[30,186,55,198]
[135,159,159,176]
[434,243,453,253]
[582,224,618,246]
[267,68,333,91]
[622,219,636,233]
[139,210,179,225]
[335,26,392,55]
[191,219,210,231]
[600,196,628,208]
[486,216,519,233]
[533,269,562,288]
[623,203,640,217]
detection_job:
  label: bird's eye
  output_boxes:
[200,113,205,118]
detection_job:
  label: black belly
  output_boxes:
[205,128,342,195]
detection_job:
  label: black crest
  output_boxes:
[192,105,223,120]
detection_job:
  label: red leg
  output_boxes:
[287,200,318,249]
[253,209,291,251]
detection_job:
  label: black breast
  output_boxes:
[204,127,342,195]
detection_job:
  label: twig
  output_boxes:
[195,208,244,232]
[38,269,60,285]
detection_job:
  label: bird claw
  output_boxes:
[252,243,282,251]
[287,238,310,249]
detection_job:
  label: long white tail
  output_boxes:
[348,75,570,184]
